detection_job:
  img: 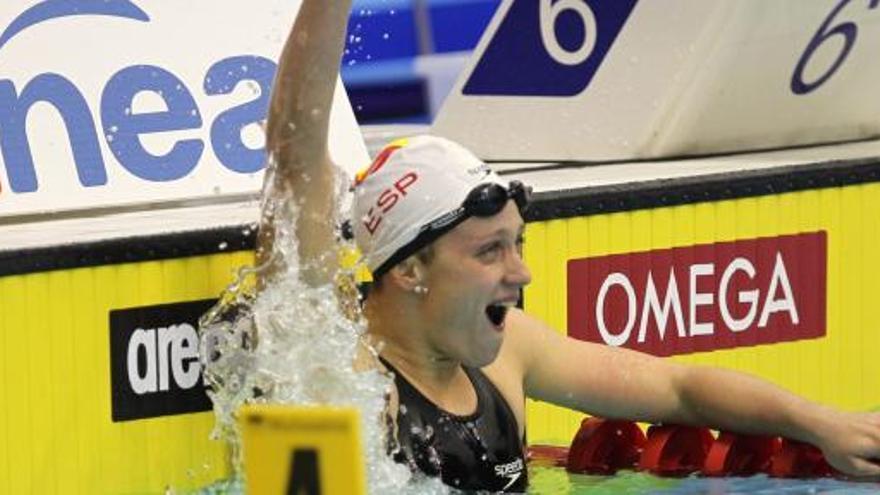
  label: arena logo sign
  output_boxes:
[0,0,274,195]
[110,299,217,421]
[567,232,827,356]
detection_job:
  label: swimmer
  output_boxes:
[259,0,880,491]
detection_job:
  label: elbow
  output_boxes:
[664,364,710,426]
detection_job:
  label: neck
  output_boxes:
[363,291,480,416]
[363,293,462,386]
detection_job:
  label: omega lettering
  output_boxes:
[568,233,827,356]
[595,253,798,347]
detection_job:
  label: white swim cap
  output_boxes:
[351,135,508,277]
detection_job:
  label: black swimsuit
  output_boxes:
[380,357,528,492]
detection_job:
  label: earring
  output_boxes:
[413,285,429,295]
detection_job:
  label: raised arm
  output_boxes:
[258,0,353,286]
[509,310,880,477]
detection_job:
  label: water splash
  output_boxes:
[197,159,447,494]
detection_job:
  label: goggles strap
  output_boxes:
[372,214,468,278]
[372,181,530,278]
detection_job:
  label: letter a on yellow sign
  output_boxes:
[239,405,367,495]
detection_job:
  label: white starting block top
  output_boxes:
[433,0,880,161]
[4,132,880,253]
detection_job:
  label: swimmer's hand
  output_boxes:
[814,410,880,479]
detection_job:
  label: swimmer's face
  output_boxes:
[418,200,531,367]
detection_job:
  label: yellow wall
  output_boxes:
[523,183,880,444]
[2,182,879,492]
[0,252,252,494]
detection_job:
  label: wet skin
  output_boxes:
[416,201,531,369]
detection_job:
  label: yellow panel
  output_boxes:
[863,185,880,409]
[695,201,720,369]
[650,205,674,250]
[0,281,7,495]
[524,220,551,443]
[631,208,653,253]
[47,270,76,494]
[240,405,366,495]
[114,263,142,493]
[523,184,880,445]
[696,201,717,245]
[545,219,568,333]
[838,186,862,409]
[71,267,100,493]
[3,275,30,494]
[524,222,549,328]
[26,273,53,494]
[0,251,254,494]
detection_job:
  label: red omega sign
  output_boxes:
[567,232,827,356]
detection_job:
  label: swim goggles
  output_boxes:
[373,181,531,277]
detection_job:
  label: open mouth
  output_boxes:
[485,304,509,328]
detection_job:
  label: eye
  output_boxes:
[515,235,526,255]
[476,241,503,259]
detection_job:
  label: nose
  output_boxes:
[505,248,532,288]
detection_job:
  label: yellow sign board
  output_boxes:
[523,184,880,444]
[239,405,367,495]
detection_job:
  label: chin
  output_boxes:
[464,338,503,368]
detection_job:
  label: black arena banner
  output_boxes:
[109,299,217,422]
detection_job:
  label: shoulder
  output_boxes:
[482,308,554,389]
[487,308,618,390]
[493,309,558,369]
[480,309,548,436]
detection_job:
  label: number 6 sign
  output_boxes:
[463,0,639,96]
[539,0,599,66]
[792,0,880,94]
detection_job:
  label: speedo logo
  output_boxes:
[494,458,524,490]
[466,163,492,177]
[0,0,275,196]
[110,299,216,422]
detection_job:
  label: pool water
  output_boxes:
[193,466,880,494]
[528,465,880,494]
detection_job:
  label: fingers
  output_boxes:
[838,457,880,479]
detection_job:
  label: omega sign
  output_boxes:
[567,232,827,356]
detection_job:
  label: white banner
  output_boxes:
[0,0,368,218]
[433,0,880,162]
